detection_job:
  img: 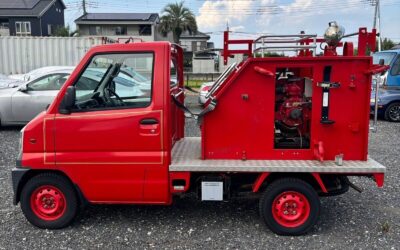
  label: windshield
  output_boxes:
[373,52,397,65]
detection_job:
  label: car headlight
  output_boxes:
[17,126,25,163]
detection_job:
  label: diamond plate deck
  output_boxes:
[170,137,386,173]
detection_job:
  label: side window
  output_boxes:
[170,60,178,86]
[28,74,69,91]
[73,53,153,111]
[390,56,400,76]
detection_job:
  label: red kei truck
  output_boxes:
[11,23,388,235]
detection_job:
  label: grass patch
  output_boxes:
[381,221,390,233]
[184,80,209,88]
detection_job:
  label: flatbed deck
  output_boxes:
[170,137,386,173]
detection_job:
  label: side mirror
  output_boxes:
[18,85,28,92]
[59,86,76,114]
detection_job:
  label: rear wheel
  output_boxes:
[20,173,78,229]
[259,178,320,235]
[384,102,400,122]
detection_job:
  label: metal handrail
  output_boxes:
[205,62,238,99]
[253,34,318,57]
[370,75,381,133]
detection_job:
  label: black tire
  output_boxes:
[20,173,79,229]
[384,102,400,122]
[259,178,320,235]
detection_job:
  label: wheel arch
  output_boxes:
[384,100,400,108]
[14,169,87,207]
[253,172,328,194]
[383,100,400,121]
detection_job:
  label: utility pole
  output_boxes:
[373,0,381,51]
[82,0,87,15]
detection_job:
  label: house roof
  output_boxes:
[180,31,210,40]
[0,0,65,17]
[75,13,159,23]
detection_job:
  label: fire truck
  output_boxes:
[11,22,387,235]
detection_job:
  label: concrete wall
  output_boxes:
[192,59,215,73]
[219,54,244,72]
[192,54,245,74]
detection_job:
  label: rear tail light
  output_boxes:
[202,86,211,92]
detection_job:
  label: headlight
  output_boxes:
[370,98,381,104]
[17,126,25,162]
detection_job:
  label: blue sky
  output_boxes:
[64,0,400,48]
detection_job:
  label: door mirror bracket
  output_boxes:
[59,86,76,114]
[18,85,28,92]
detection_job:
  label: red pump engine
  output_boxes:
[274,76,311,148]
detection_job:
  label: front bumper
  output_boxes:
[370,104,385,116]
[11,167,30,205]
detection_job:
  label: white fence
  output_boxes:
[0,36,106,75]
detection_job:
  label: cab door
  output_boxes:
[54,51,166,203]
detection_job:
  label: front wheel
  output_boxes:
[20,173,79,229]
[259,178,320,235]
[384,102,400,122]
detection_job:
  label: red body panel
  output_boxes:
[202,57,372,161]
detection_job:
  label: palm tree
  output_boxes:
[159,2,198,43]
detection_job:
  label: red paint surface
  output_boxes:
[30,185,66,221]
[202,57,373,161]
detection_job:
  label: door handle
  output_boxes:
[140,118,159,125]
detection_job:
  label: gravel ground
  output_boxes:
[0,95,399,249]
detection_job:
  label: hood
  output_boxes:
[9,66,75,82]
[379,88,400,96]
[0,79,24,89]
[8,74,26,81]
[0,86,18,96]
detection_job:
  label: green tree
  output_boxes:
[381,38,395,50]
[53,26,70,37]
[159,1,198,43]
[52,26,78,37]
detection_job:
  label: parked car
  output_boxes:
[0,74,24,89]
[372,49,400,87]
[198,81,214,105]
[0,67,148,126]
[370,49,400,122]
[371,89,400,122]
[0,69,73,126]
[8,66,75,82]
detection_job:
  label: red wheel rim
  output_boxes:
[272,191,310,228]
[30,185,67,221]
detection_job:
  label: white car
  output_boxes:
[8,66,75,82]
[0,74,24,89]
[0,69,73,125]
[199,81,214,105]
